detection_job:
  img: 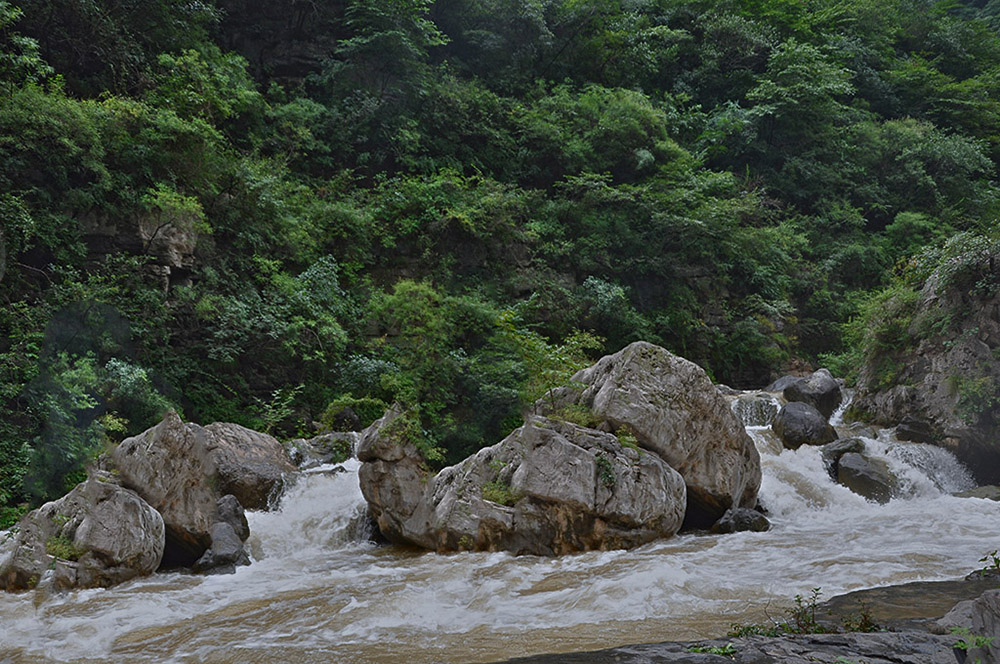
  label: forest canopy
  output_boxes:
[2,0,999,524]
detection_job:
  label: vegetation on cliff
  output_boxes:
[2,0,1000,523]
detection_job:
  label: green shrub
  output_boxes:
[549,403,601,428]
[481,480,520,506]
[321,395,388,430]
[45,534,82,561]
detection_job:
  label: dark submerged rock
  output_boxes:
[820,437,867,479]
[837,452,897,504]
[955,485,1000,501]
[710,507,770,534]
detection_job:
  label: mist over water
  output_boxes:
[2,399,998,664]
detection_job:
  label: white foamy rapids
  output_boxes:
[2,425,999,664]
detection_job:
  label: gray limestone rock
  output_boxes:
[359,413,687,555]
[0,479,164,592]
[542,341,761,526]
[112,411,295,565]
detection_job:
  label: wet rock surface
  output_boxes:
[955,485,1000,500]
[709,507,769,534]
[494,574,1000,664]
[836,452,897,504]
[772,402,838,449]
[493,632,957,664]
[819,437,866,479]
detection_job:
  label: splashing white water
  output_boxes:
[1,411,998,664]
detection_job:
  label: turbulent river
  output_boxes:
[3,395,1000,664]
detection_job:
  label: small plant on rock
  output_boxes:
[841,599,881,633]
[45,534,82,561]
[595,453,616,487]
[729,588,833,637]
[616,425,641,452]
[482,480,520,506]
[952,625,995,662]
[550,403,601,428]
[687,642,736,657]
[978,550,1000,577]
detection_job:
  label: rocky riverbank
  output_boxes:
[494,572,1000,664]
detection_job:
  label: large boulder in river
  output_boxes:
[781,368,843,419]
[772,402,838,449]
[112,411,295,565]
[820,437,867,479]
[359,411,687,555]
[541,341,761,526]
[0,479,164,592]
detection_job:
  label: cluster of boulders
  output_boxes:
[0,411,297,592]
[359,342,767,555]
[760,369,898,503]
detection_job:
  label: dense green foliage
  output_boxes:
[3,0,1000,519]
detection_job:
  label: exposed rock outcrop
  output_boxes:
[192,495,251,574]
[542,341,761,526]
[81,212,199,291]
[937,589,1000,664]
[852,257,1000,484]
[772,402,838,449]
[494,632,957,664]
[112,411,295,566]
[820,437,867,479]
[359,342,764,552]
[0,479,164,592]
[360,410,687,555]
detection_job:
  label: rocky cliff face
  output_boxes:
[852,267,1000,484]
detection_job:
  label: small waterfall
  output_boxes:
[885,440,976,494]
[829,388,853,426]
[732,392,781,427]
[248,458,370,561]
